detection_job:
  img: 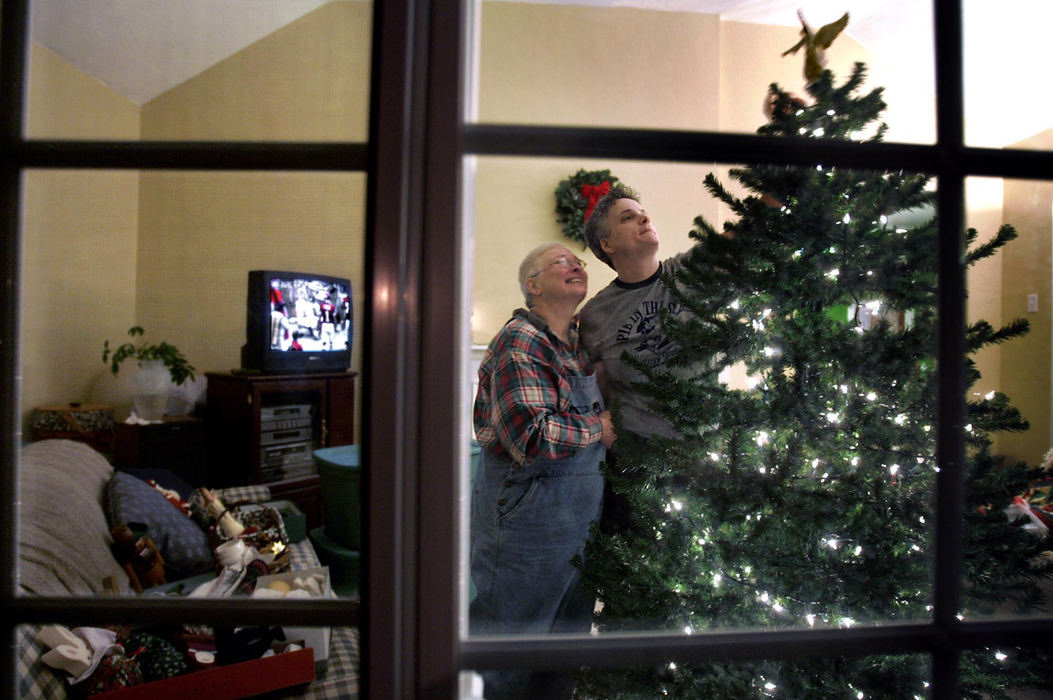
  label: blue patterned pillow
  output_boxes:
[104,471,214,578]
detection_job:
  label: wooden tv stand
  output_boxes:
[204,370,357,530]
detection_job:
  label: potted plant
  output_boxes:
[102,326,196,420]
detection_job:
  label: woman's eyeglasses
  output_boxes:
[529,256,586,277]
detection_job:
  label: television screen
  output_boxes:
[267,276,351,353]
[243,270,352,374]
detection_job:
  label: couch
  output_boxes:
[15,439,360,699]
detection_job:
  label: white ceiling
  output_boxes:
[29,0,340,105]
[28,0,1051,146]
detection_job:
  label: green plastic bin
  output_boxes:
[313,444,361,549]
[309,526,361,598]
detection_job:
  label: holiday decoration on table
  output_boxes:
[573,60,1053,699]
[554,168,621,245]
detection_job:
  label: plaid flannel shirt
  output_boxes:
[474,309,603,466]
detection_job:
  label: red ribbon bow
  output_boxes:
[582,181,611,223]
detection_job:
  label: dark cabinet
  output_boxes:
[204,371,356,529]
[113,416,207,486]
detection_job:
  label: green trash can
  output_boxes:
[313,444,361,550]
[309,526,361,597]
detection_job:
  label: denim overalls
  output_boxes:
[469,374,605,699]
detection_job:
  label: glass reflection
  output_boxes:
[16,622,360,696]
[466,56,945,648]
[472,1,934,143]
[26,0,372,141]
[18,169,365,600]
[964,2,1053,150]
[964,176,1053,620]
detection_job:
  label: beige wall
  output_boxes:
[142,2,370,142]
[965,178,1006,402]
[25,43,141,140]
[21,3,369,442]
[21,41,141,423]
[998,128,1053,464]
[478,4,719,131]
[20,170,140,418]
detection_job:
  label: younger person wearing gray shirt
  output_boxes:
[578,185,706,531]
[578,184,697,440]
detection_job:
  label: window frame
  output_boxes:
[421,2,1053,699]
[3,2,1053,699]
[1,0,381,697]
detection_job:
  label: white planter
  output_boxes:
[133,359,171,421]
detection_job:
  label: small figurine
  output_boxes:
[200,487,246,538]
[782,10,850,84]
[110,523,166,591]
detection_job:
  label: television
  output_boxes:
[242,270,352,374]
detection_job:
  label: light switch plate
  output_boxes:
[1027,294,1039,313]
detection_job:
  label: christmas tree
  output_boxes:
[576,63,1053,699]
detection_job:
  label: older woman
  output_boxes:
[470,242,615,700]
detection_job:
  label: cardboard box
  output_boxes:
[253,566,333,662]
[95,645,314,699]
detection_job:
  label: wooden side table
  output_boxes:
[113,416,206,486]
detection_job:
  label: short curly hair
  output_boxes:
[518,241,567,308]
[583,184,641,270]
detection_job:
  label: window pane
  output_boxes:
[964,3,1053,150]
[25,1,372,141]
[18,169,365,601]
[465,152,941,641]
[468,652,932,699]
[964,176,1053,621]
[15,622,360,696]
[470,1,935,144]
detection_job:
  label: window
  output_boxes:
[4,1,373,697]
[446,1,1052,699]
[5,2,1052,699]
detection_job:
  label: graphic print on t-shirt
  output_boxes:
[616,299,683,368]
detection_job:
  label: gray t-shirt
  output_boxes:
[579,252,696,438]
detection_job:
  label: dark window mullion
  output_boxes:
[931,0,967,697]
[2,3,30,697]
[463,123,1053,180]
[12,141,369,172]
[464,124,941,172]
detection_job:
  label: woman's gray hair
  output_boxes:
[518,241,566,308]
[584,183,641,270]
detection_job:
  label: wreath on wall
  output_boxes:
[554,169,620,246]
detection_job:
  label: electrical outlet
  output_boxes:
[1027,294,1039,313]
